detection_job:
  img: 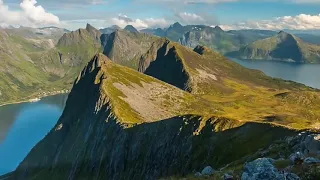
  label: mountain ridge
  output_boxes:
[11,53,301,180]
[228,31,320,63]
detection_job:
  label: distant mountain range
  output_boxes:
[2,23,320,105]
[228,31,320,63]
[122,22,320,55]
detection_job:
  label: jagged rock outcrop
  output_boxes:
[57,24,101,47]
[11,54,299,180]
[241,158,300,180]
[86,23,102,42]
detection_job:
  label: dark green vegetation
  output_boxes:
[228,31,320,63]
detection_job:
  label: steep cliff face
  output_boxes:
[101,30,158,69]
[138,39,192,91]
[12,54,298,180]
[179,26,239,54]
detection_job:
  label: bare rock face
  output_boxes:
[86,23,102,42]
[289,132,320,155]
[101,30,158,69]
[201,166,215,176]
[241,158,300,180]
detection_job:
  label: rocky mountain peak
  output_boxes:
[85,23,102,41]
[277,31,295,41]
[86,23,96,32]
[171,22,183,28]
[213,25,224,32]
[124,25,139,33]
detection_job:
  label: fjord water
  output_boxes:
[231,58,320,89]
[0,94,68,175]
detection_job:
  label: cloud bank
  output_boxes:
[148,0,320,4]
[0,0,59,28]
[220,14,320,30]
[111,14,171,29]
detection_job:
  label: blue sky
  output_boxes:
[1,0,320,30]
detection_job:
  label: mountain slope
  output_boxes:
[179,26,240,54]
[101,30,158,69]
[227,29,277,45]
[0,30,54,104]
[12,53,299,180]
[138,38,320,128]
[139,38,308,94]
[228,31,320,63]
[36,24,102,79]
[0,24,103,105]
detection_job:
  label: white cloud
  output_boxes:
[60,19,107,30]
[177,12,205,24]
[0,0,59,27]
[219,14,320,30]
[111,14,171,30]
[89,0,107,5]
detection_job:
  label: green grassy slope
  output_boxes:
[139,38,320,129]
[0,24,103,105]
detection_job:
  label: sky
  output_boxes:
[0,0,320,31]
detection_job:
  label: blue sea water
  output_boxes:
[0,94,68,175]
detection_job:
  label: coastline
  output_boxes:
[0,90,70,107]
